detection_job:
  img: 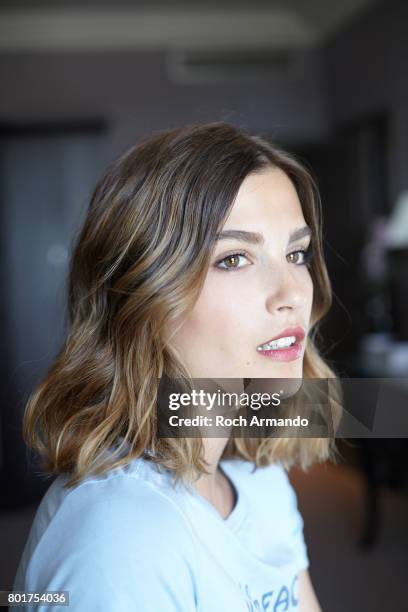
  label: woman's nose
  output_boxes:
[264,269,309,314]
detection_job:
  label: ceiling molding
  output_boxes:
[0,8,318,52]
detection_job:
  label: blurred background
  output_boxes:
[1,0,408,610]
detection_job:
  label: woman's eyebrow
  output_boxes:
[215,226,312,245]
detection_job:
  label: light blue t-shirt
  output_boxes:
[13,452,309,611]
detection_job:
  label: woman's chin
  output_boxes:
[194,358,304,380]
[251,361,303,379]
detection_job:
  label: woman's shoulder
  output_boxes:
[16,457,200,605]
[43,456,191,531]
[25,457,196,567]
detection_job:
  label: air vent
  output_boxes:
[167,48,296,83]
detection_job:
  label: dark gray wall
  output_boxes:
[0,48,330,157]
[0,128,107,504]
[1,1,406,195]
[323,0,408,202]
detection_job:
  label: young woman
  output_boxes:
[14,122,341,611]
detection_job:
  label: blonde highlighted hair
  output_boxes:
[23,122,343,488]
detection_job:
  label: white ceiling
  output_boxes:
[0,0,378,52]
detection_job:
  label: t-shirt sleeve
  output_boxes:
[21,482,199,612]
[282,469,310,573]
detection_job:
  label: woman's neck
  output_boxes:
[192,437,236,519]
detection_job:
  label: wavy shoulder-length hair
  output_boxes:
[24,121,343,488]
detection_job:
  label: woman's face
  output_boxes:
[168,166,314,379]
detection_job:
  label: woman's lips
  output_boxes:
[256,340,303,362]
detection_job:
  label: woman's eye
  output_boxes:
[215,252,250,271]
[215,245,314,271]
[287,246,314,266]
